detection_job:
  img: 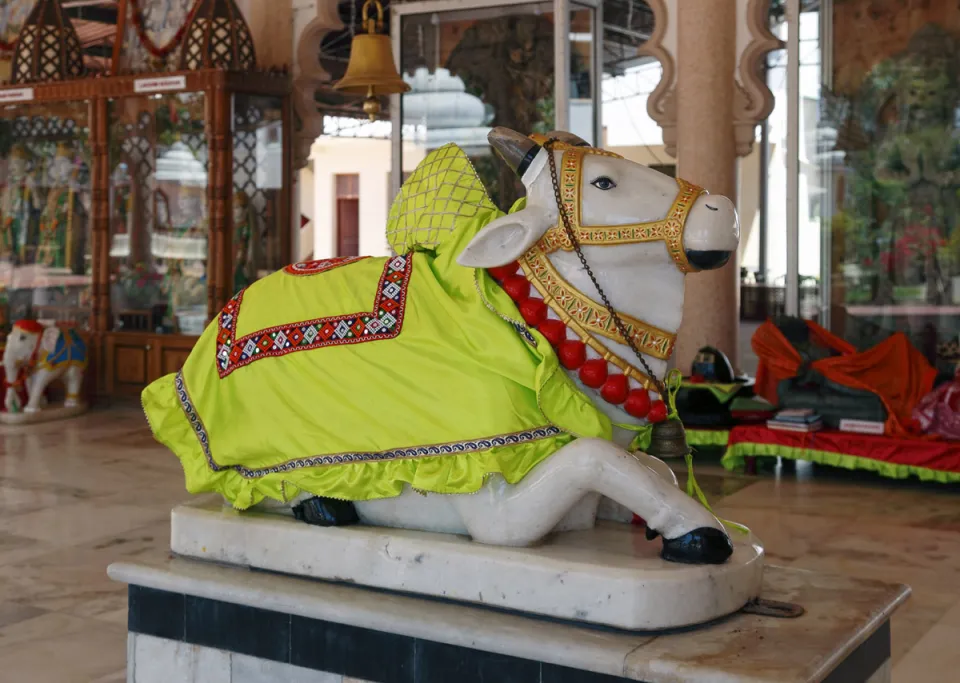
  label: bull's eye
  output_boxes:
[591,176,617,191]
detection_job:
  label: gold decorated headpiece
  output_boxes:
[526,138,705,274]
[9,144,28,160]
[233,190,249,206]
[55,142,73,158]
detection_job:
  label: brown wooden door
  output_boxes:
[336,198,360,257]
[105,332,200,396]
[105,333,153,396]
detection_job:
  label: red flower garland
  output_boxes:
[488,262,667,422]
[129,0,200,59]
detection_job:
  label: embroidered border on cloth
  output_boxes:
[174,370,563,479]
[216,254,413,378]
[284,255,368,276]
[520,246,675,362]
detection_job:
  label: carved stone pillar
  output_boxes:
[644,0,780,372]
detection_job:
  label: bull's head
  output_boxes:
[458,127,739,274]
[457,127,740,415]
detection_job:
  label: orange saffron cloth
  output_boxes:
[752,320,937,436]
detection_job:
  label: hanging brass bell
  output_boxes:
[646,418,692,459]
[334,0,410,121]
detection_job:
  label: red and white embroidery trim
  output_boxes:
[284,256,368,276]
[488,262,667,423]
[217,255,412,378]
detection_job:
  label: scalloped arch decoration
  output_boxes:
[293,0,345,169]
[639,0,783,159]
[734,0,783,156]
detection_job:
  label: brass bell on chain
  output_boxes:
[646,418,692,459]
[334,0,410,121]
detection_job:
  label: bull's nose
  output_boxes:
[685,249,732,270]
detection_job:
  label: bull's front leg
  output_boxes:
[452,438,733,565]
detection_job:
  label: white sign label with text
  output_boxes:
[134,76,187,94]
[0,88,35,103]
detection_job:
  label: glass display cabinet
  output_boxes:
[0,70,291,396]
[390,0,602,211]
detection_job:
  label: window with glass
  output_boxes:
[0,101,92,336]
[232,94,285,294]
[771,0,960,374]
[108,92,208,335]
[397,1,560,210]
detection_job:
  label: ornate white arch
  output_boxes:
[292,0,345,169]
[641,0,782,158]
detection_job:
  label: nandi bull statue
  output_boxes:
[2,319,88,424]
[143,128,741,566]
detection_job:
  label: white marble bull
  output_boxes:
[260,128,740,565]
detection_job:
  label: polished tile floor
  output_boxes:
[0,405,958,682]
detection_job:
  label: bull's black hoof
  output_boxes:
[661,527,733,565]
[292,497,359,527]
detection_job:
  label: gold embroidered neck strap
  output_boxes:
[537,147,706,274]
[521,246,676,369]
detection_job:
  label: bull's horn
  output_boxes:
[488,127,542,179]
[546,131,590,147]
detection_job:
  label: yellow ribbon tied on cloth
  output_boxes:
[624,369,749,536]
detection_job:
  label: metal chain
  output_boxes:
[544,139,666,401]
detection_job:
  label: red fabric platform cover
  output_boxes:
[729,425,960,475]
[752,320,936,437]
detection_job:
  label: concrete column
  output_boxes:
[674,0,739,373]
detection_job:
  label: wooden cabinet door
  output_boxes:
[105,334,153,396]
[104,333,199,396]
[156,336,196,377]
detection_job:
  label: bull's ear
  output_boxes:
[457,206,553,268]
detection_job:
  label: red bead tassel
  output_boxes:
[489,263,662,415]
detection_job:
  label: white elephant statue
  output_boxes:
[143,128,741,565]
[3,319,88,415]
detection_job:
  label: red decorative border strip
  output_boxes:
[216,254,412,378]
[283,256,368,276]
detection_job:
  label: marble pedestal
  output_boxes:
[109,557,907,683]
[170,499,764,631]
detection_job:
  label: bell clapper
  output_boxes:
[363,85,380,121]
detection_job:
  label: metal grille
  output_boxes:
[180,0,257,71]
[9,115,88,189]
[385,143,496,254]
[11,115,78,140]
[232,100,271,262]
[11,1,85,84]
[120,112,158,238]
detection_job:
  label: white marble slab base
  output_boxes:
[0,402,88,425]
[110,557,908,682]
[129,633,363,683]
[170,499,764,631]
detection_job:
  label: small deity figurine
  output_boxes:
[232,190,261,292]
[0,144,39,262]
[37,142,85,271]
